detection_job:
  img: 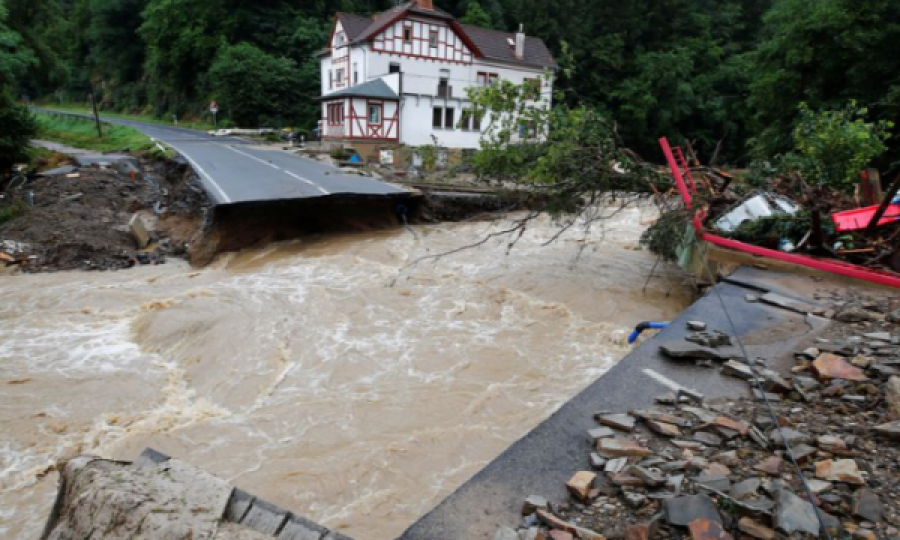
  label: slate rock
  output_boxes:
[738,517,776,540]
[721,360,754,380]
[597,439,653,458]
[522,495,549,515]
[692,431,723,447]
[852,488,883,523]
[815,459,865,485]
[812,353,869,382]
[664,495,722,527]
[596,413,637,432]
[660,343,730,361]
[687,518,734,540]
[687,321,707,331]
[774,489,820,536]
[769,427,811,447]
[754,456,782,476]
[886,376,900,419]
[874,420,900,440]
[590,453,607,470]
[834,307,877,323]
[696,473,731,492]
[729,478,761,500]
[589,427,616,442]
[647,420,682,438]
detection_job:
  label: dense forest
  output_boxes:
[2,0,900,164]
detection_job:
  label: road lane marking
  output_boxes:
[225,145,282,170]
[285,171,329,195]
[225,145,330,196]
[153,138,232,204]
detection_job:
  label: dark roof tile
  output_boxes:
[461,24,557,69]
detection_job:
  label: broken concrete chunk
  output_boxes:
[129,213,151,249]
[566,471,597,501]
[605,457,628,474]
[595,413,637,432]
[597,438,653,458]
[687,321,707,331]
[522,495,549,515]
[812,353,869,382]
[815,459,865,485]
[774,489,820,536]
[664,494,722,527]
[590,453,607,470]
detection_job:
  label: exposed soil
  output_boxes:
[0,158,210,272]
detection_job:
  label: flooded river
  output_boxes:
[0,208,690,539]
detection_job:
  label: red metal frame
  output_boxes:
[659,137,900,288]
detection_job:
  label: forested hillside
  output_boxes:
[3,0,900,164]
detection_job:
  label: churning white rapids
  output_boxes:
[0,207,690,539]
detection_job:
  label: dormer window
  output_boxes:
[429,30,439,48]
[403,25,413,43]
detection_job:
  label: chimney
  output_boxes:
[515,24,526,59]
[416,0,434,10]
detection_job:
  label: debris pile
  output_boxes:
[657,140,900,277]
[498,295,900,540]
[0,159,210,272]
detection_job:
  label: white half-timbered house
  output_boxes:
[317,0,557,162]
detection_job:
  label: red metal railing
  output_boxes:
[659,137,900,288]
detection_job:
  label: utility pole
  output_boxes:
[89,85,103,139]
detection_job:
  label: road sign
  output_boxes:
[209,101,219,114]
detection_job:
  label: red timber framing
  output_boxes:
[347,99,399,141]
[371,17,474,65]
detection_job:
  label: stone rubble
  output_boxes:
[498,291,900,540]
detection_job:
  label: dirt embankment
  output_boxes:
[0,158,211,273]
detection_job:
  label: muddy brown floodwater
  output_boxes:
[0,208,691,540]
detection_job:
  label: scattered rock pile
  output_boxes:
[0,159,210,272]
[498,293,900,540]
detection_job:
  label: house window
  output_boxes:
[444,107,455,129]
[368,103,382,124]
[389,63,401,74]
[353,63,359,85]
[477,72,499,86]
[432,106,455,129]
[336,69,345,85]
[472,107,483,131]
[458,109,472,130]
[403,25,413,43]
[329,70,333,90]
[523,78,541,100]
[327,103,344,125]
[429,30,439,48]
[519,119,537,139]
[438,69,450,98]
[432,107,443,128]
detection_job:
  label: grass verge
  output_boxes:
[34,113,167,157]
[37,104,216,131]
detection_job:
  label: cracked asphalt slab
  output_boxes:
[34,110,407,205]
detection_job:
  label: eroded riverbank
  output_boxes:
[0,208,690,539]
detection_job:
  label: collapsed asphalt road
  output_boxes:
[33,109,408,205]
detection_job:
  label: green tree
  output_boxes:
[207,42,304,127]
[786,102,892,191]
[750,0,900,159]
[0,0,36,172]
[460,2,491,28]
